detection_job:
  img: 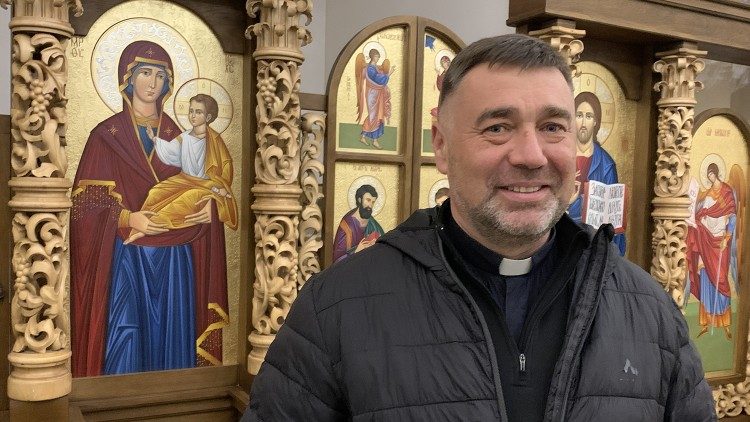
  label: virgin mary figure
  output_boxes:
[71,40,229,377]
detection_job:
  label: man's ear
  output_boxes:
[432,119,449,175]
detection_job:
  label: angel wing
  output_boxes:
[381,58,391,76]
[355,53,366,122]
[728,164,745,293]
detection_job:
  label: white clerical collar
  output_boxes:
[498,257,532,276]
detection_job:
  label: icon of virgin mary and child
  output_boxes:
[71,41,236,377]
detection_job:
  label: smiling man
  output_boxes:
[242,34,715,421]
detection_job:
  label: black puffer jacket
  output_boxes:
[243,210,715,421]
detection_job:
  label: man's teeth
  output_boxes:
[506,186,542,193]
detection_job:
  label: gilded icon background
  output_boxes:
[570,61,636,256]
[332,162,401,261]
[419,165,449,208]
[335,27,406,155]
[686,115,747,374]
[67,0,244,376]
[421,33,456,156]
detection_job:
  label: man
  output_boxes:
[243,34,715,421]
[568,91,626,254]
[332,184,385,262]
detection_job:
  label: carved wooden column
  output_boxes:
[528,20,586,77]
[298,112,325,288]
[650,43,706,306]
[245,0,312,375]
[1,0,82,401]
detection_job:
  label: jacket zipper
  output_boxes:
[552,233,610,421]
[437,234,509,422]
[516,258,577,378]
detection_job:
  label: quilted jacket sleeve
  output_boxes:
[241,279,347,421]
[665,305,717,422]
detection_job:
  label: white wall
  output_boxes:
[1,7,10,114]
[300,0,327,94]
[299,0,512,94]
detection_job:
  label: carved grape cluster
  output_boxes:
[29,79,53,117]
[258,75,278,106]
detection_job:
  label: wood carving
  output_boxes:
[245,0,313,375]
[528,24,586,78]
[716,348,750,418]
[4,0,82,402]
[650,44,706,307]
[299,112,325,287]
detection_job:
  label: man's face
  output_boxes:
[189,100,208,127]
[708,171,717,183]
[370,51,380,63]
[132,65,167,104]
[432,65,576,241]
[357,193,377,219]
[575,101,597,145]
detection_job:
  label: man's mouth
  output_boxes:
[502,186,543,193]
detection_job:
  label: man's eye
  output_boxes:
[484,124,507,134]
[541,123,566,133]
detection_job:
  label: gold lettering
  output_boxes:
[715,129,731,137]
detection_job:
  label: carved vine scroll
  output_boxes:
[245,0,313,375]
[299,112,326,288]
[4,0,82,402]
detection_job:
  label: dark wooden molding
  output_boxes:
[580,38,645,101]
[70,365,240,420]
[0,114,10,413]
[694,108,750,139]
[507,0,750,65]
[300,92,327,111]
[644,0,750,23]
[229,385,250,413]
[70,0,248,54]
[71,364,238,401]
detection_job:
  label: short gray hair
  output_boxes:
[438,34,573,108]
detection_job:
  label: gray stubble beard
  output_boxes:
[461,191,567,249]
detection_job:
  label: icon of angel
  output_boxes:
[686,155,745,340]
[355,41,395,150]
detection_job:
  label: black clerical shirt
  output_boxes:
[437,202,587,422]
[441,205,557,344]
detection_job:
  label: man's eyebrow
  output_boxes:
[540,105,572,122]
[475,107,517,126]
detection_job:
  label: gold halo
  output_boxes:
[573,69,616,146]
[699,153,727,189]
[347,175,386,216]
[90,17,199,113]
[173,78,234,134]
[434,49,455,73]
[362,41,387,65]
[428,178,450,208]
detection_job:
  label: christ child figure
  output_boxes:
[126,94,238,243]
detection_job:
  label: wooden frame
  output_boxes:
[693,108,750,387]
[59,2,253,418]
[323,16,464,267]
[509,0,750,65]
[1,114,11,414]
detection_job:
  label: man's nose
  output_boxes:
[506,128,548,169]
